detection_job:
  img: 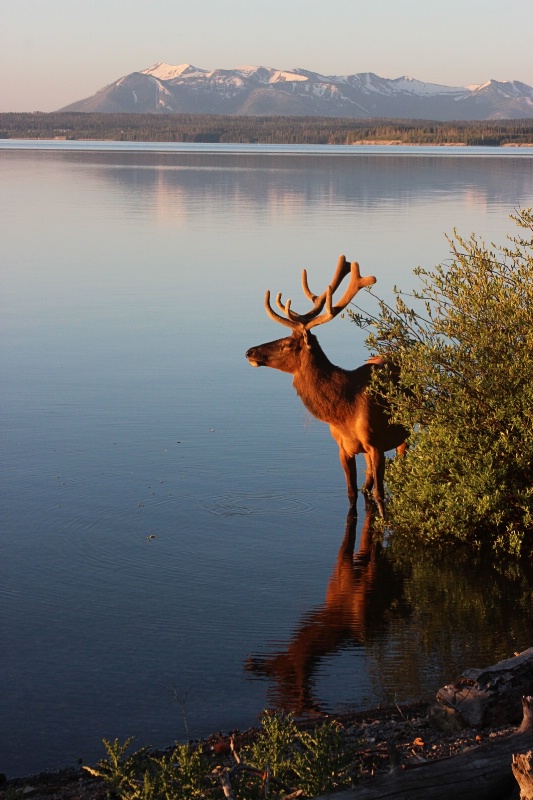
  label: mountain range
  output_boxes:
[59,62,533,120]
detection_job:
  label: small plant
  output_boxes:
[234,711,357,798]
[83,737,148,796]
[245,710,299,782]
[84,738,211,800]
[293,721,354,797]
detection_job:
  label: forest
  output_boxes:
[1,111,533,146]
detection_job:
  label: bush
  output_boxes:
[355,209,533,556]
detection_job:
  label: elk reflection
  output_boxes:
[245,506,407,713]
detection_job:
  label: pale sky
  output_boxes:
[1,0,532,112]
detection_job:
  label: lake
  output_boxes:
[2,141,533,778]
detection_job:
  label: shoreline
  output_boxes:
[1,700,518,796]
[0,702,429,783]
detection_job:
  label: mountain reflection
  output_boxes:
[49,149,533,222]
[245,505,408,714]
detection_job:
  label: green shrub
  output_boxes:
[238,711,356,798]
[354,209,533,555]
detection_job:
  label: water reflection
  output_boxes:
[245,505,408,713]
[5,149,533,222]
[374,537,533,702]
[246,509,533,716]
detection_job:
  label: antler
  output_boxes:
[264,290,298,329]
[264,256,376,330]
[301,254,352,304]
[305,260,376,329]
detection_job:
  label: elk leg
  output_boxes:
[365,443,405,495]
[338,448,358,507]
[366,446,386,518]
[362,453,374,495]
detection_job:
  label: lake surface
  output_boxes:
[2,142,533,778]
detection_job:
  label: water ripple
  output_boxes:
[200,492,315,516]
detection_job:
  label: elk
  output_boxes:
[245,255,407,516]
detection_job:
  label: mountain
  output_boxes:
[59,63,533,120]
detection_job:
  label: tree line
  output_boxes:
[1,111,532,145]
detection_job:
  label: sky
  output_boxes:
[1,0,532,113]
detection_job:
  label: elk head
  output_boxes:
[246,255,376,373]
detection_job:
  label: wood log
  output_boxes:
[433,647,533,728]
[512,750,533,800]
[317,696,533,800]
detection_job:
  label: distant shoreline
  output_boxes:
[352,140,533,147]
[351,140,467,146]
[3,137,533,148]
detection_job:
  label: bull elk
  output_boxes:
[245,256,407,516]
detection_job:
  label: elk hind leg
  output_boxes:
[362,453,374,496]
[365,446,386,518]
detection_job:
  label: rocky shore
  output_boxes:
[0,702,516,800]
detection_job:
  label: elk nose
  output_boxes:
[246,347,262,367]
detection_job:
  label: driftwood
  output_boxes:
[433,648,533,729]
[513,750,533,800]
[317,696,533,800]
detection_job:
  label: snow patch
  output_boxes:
[269,70,308,84]
[390,76,467,96]
[142,62,206,81]
[468,81,492,92]
[235,65,269,77]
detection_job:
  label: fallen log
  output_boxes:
[318,696,533,800]
[433,647,533,728]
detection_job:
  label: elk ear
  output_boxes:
[302,327,312,350]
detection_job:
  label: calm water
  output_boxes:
[2,142,533,778]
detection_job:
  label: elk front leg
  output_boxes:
[338,447,358,507]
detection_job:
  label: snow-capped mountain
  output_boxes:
[59,63,533,120]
